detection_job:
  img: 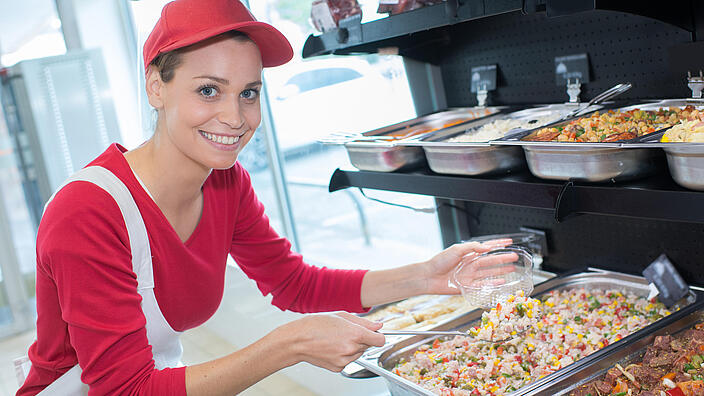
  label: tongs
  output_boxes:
[559,82,633,121]
[317,132,399,144]
[380,328,528,344]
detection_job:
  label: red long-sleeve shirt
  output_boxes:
[17,143,368,396]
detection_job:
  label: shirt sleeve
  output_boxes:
[229,164,369,313]
[17,182,185,396]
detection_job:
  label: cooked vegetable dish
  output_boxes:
[569,322,704,396]
[662,108,704,143]
[524,107,697,143]
[393,288,671,395]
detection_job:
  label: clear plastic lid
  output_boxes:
[452,246,535,309]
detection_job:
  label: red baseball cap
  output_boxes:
[143,0,294,71]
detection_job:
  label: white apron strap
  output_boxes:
[31,166,182,395]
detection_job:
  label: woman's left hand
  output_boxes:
[419,238,512,295]
[360,238,512,308]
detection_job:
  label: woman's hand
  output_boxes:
[420,238,513,294]
[272,312,385,372]
[360,238,513,307]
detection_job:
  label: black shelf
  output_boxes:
[328,167,704,224]
[302,0,699,63]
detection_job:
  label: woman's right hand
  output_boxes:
[273,312,386,372]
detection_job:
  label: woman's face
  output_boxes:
[150,36,263,171]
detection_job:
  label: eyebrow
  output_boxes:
[194,75,262,88]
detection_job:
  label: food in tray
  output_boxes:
[445,115,559,143]
[569,322,704,396]
[524,107,698,143]
[662,108,704,142]
[467,292,542,342]
[356,108,495,142]
[365,295,473,330]
[393,288,672,396]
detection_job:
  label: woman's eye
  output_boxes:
[199,86,218,98]
[241,89,259,100]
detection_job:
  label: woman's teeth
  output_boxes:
[201,131,239,145]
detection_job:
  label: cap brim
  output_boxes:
[158,21,293,67]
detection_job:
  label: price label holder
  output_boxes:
[471,64,497,107]
[337,14,362,45]
[555,53,590,103]
[642,254,690,308]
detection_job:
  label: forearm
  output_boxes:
[185,330,297,396]
[360,262,429,308]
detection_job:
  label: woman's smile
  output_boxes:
[198,129,247,150]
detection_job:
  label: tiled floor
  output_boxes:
[0,326,316,396]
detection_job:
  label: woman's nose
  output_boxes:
[217,97,245,129]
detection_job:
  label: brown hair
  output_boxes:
[150,30,253,83]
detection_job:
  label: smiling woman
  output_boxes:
[15,1,490,396]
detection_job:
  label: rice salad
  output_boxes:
[393,288,671,396]
[445,115,559,143]
[468,291,541,342]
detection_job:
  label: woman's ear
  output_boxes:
[145,66,165,109]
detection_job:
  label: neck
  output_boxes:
[124,133,209,211]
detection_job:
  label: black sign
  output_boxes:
[554,53,590,85]
[470,64,497,93]
[643,254,689,308]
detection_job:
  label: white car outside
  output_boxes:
[264,56,415,154]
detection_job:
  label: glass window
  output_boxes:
[0,0,66,66]
[249,0,443,269]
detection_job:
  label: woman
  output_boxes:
[17,0,508,395]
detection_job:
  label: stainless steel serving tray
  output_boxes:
[343,107,505,172]
[355,268,701,396]
[343,270,557,379]
[489,99,704,182]
[530,293,704,396]
[398,104,601,176]
[624,142,704,191]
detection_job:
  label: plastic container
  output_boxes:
[452,246,534,309]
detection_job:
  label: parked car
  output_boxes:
[238,56,415,171]
[265,57,414,155]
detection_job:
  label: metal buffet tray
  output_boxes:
[342,107,505,172]
[624,141,704,191]
[530,294,704,395]
[622,101,704,190]
[491,99,704,182]
[355,268,702,396]
[399,104,601,176]
[343,270,556,379]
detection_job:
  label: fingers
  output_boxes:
[335,312,386,347]
[461,252,519,269]
[336,312,383,332]
[454,238,514,259]
[480,238,513,249]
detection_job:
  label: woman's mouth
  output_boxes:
[199,130,240,145]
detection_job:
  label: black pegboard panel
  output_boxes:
[441,10,693,106]
[462,202,704,287]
